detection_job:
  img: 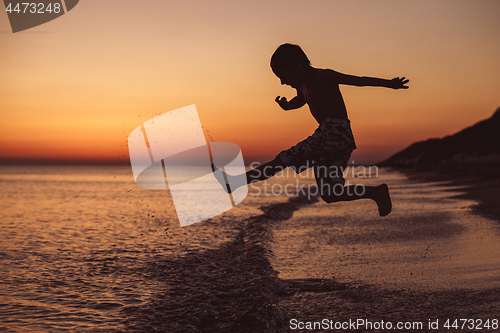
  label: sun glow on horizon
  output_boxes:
[1,0,499,165]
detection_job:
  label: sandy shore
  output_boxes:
[268,166,500,332]
[114,165,500,332]
[398,161,500,223]
[274,164,499,332]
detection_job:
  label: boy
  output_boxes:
[215,43,409,216]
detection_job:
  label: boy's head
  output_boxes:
[270,43,310,70]
[270,43,311,88]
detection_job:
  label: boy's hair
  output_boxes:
[270,43,311,70]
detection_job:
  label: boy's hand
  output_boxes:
[275,96,289,109]
[390,77,409,89]
[275,94,306,110]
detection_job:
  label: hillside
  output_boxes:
[379,108,500,167]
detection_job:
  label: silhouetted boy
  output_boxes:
[215,43,408,216]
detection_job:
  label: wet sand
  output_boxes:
[117,167,500,332]
[272,177,500,290]
[400,161,500,223]
[116,194,319,333]
[272,169,500,332]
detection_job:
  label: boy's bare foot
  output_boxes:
[374,183,392,216]
[212,164,232,194]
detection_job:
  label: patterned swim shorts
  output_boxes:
[277,118,357,186]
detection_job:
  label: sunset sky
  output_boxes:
[1,0,499,165]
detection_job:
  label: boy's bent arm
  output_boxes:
[329,70,409,89]
[275,91,306,110]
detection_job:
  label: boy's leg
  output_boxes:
[213,157,286,193]
[245,157,286,184]
[315,165,392,216]
[320,184,392,216]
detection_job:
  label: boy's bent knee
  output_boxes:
[318,183,345,203]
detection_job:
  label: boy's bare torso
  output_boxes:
[298,68,348,124]
[276,64,407,124]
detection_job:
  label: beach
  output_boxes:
[0,165,499,332]
[273,167,500,332]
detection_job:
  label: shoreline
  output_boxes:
[116,171,500,332]
[116,193,321,333]
[388,161,500,223]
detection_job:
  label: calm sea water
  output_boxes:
[0,165,294,332]
[1,165,499,332]
[0,166,227,331]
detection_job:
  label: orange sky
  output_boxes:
[1,0,499,165]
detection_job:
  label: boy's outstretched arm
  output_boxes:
[330,70,409,89]
[275,91,306,110]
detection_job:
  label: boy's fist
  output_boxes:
[275,96,288,109]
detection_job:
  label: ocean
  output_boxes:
[1,165,499,332]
